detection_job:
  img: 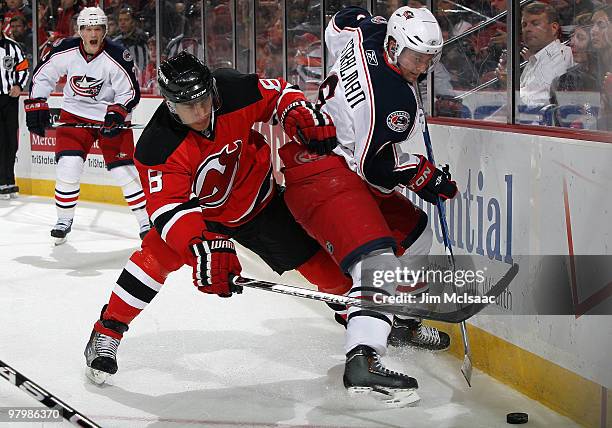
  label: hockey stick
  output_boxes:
[0,359,100,427]
[232,263,517,323]
[414,86,473,387]
[51,122,146,130]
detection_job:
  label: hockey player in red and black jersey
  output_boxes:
[278,6,458,403]
[84,51,350,385]
[24,7,150,245]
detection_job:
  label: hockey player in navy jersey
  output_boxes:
[24,7,150,245]
[279,6,458,403]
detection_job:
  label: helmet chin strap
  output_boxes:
[200,109,216,138]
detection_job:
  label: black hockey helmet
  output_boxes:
[158,51,220,107]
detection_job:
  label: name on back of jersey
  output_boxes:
[339,39,366,109]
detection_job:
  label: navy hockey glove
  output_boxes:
[280,100,338,155]
[24,98,50,137]
[407,156,458,204]
[189,232,243,298]
[101,104,128,138]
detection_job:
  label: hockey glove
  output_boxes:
[407,156,458,204]
[100,104,128,138]
[24,98,50,137]
[189,232,243,298]
[280,100,338,155]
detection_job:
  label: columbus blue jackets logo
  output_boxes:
[122,49,133,62]
[193,141,241,208]
[370,16,387,24]
[386,111,410,132]
[402,10,414,19]
[70,75,105,97]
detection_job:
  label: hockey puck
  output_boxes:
[506,412,528,424]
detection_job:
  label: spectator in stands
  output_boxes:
[436,0,472,38]
[36,1,50,46]
[116,7,148,72]
[438,15,478,89]
[139,36,158,94]
[104,0,125,21]
[9,15,32,64]
[550,0,595,38]
[555,13,598,91]
[590,5,612,129]
[106,15,121,40]
[497,2,574,106]
[2,0,31,37]
[54,0,81,38]
[473,0,508,83]
[206,2,233,69]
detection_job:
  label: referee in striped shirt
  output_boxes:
[0,23,29,199]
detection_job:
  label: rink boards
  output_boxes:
[13,95,612,428]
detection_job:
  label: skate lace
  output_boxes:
[371,353,407,378]
[94,333,120,359]
[415,324,441,345]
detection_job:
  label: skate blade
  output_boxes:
[86,367,111,385]
[347,386,420,408]
[53,236,67,246]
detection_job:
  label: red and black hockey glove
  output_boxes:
[189,232,243,298]
[101,104,128,138]
[280,100,338,155]
[407,155,458,204]
[24,98,50,137]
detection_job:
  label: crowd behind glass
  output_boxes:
[1,0,610,132]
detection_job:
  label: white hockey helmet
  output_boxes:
[77,7,108,33]
[384,6,443,70]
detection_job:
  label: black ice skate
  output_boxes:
[84,307,128,385]
[50,218,73,245]
[388,317,451,351]
[7,185,19,199]
[343,345,420,407]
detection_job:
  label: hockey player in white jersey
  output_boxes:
[24,7,150,245]
[279,6,458,404]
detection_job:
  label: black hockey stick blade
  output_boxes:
[51,122,146,130]
[233,263,518,323]
[0,359,101,427]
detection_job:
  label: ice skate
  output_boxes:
[50,218,73,245]
[7,185,19,199]
[84,308,128,385]
[388,317,450,351]
[343,345,420,407]
[0,185,10,200]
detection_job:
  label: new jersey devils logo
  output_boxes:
[70,75,105,97]
[193,141,241,208]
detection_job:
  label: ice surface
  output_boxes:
[0,197,579,427]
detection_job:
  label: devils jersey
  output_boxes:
[321,7,424,193]
[29,37,140,121]
[135,69,300,257]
